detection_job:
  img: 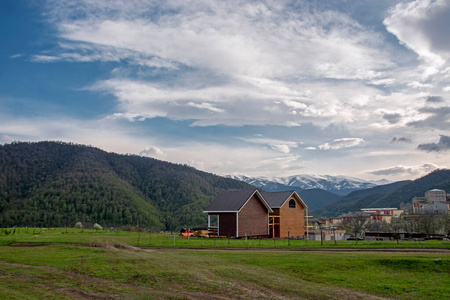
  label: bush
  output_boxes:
[74,222,83,229]
[94,223,103,230]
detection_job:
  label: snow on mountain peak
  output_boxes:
[227,174,391,196]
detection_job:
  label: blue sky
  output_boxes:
[1,0,449,181]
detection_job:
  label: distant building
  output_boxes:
[412,196,427,214]
[425,189,447,202]
[308,229,346,241]
[411,189,449,215]
[360,208,403,223]
[424,201,450,215]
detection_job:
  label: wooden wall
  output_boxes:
[238,194,269,237]
[217,213,236,237]
[278,195,305,237]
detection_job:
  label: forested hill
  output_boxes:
[0,141,252,230]
[315,169,450,217]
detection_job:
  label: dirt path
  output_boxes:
[7,242,450,254]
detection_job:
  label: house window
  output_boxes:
[288,199,296,208]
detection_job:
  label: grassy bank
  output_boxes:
[0,243,448,299]
[1,227,449,249]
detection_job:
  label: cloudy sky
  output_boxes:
[1,0,449,181]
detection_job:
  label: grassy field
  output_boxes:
[0,228,449,299]
[1,227,449,249]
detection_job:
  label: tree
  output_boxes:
[343,212,371,238]
[441,213,450,236]
[74,222,83,229]
[93,223,103,230]
[419,213,438,236]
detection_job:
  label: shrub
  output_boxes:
[94,223,103,230]
[74,222,83,229]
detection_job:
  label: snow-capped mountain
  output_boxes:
[227,174,390,196]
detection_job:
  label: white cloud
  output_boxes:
[318,138,364,150]
[270,144,291,154]
[31,55,60,62]
[0,135,16,144]
[34,0,411,130]
[384,0,450,76]
[186,102,225,113]
[239,137,298,154]
[139,146,167,159]
[408,81,432,89]
[367,163,443,177]
[9,1,448,181]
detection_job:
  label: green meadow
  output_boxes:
[1,227,449,249]
[0,228,449,299]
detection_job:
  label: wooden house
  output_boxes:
[262,190,307,238]
[203,189,273,237]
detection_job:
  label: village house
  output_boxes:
[203,189,273,238]
[203,189,307,238]
[261,190,307,238]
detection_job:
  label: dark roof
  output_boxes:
[204,189,272,213]
[261,190,308,209]
[261,190,295,208]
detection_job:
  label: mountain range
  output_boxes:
[227,174,391,211]
[228,170,450,216]
[227,174,390,196]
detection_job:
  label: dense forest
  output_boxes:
[0,141,252,230]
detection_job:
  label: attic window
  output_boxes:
[289,199,296,208]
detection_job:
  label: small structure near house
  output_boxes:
[203,189,273,238]
[261,190,307,238]
[308,229,347,241]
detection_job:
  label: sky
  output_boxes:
[1,0,449,181]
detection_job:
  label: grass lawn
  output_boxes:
[0,228,449,299]
[1,227,449,249]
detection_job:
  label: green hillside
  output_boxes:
[0,141,252,230]
[316,169,450,217]
[298,189,340,212]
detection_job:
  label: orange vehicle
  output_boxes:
[179,228,194,237]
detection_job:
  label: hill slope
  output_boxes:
[315,169,450,217]
[297,189,341,212]
[0,141,252,229]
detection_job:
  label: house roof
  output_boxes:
[261,190,295,208]
[203,189,273,213]
[261,190,308,209]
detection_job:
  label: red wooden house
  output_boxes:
[203,189,273,237]
[203,189,307,238]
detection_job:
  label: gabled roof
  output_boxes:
[261,190,308,209]
[203,189,273,213]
